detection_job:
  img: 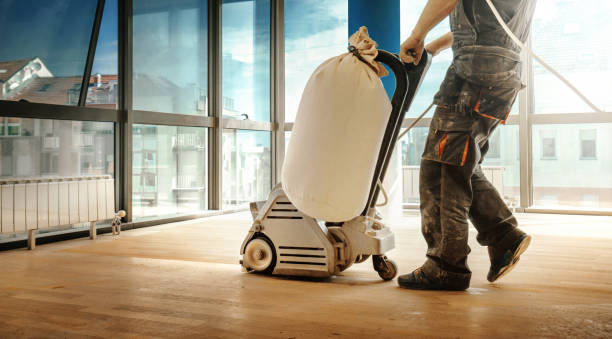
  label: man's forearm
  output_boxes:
[412,0,457,39]
[426,32,453,56]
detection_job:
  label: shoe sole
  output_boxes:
[398,283,467,291]
[489,235,532,283]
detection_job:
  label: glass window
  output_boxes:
[222,130,271,207]
[284,0,348,123]
[399,127,428,167]
[486,129,502,159]
[0,118,114,177]
[533,123,612,209]
[532,1,612,113]
[132,0,209,115]
[398,126,428,204]
[222,0,270,122]
[481,125,521,208]
[0,0,99,105]
[579,129,597,160]
[132,125,208,218]
[87,0,118,109]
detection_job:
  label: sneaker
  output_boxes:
[398,267,468,291]
[487,234,532,283]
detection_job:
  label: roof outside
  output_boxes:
[0,58,34,82]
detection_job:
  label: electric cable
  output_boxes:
[397,101,435,141]
[376,179,389,207]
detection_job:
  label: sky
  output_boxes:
[91,0,118,75]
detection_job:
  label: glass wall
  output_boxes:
[532,0,612,114]
[0,118,114,178]
[132,125,208,218]
[132,0,209,115]
[222,130,271,206]
[398,127,427,204]
[0,0,99,106]
[222,0,270,121]
[284,0,348,123]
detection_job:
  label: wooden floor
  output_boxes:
[1,212,611,338]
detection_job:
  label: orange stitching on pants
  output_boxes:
[477,111,501,121]
[501,109,511,125]
[461,136,470,166]
[438,132,449,159]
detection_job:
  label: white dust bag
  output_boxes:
[281,26,392,222]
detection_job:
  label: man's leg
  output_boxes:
[469,165,524,249]
[423,151,477,288]
[418,159,443,272]
[469,119,531,282]
[399,139,477,290]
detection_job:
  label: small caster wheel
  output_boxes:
[354,254,370,264]
[373,255,398,281]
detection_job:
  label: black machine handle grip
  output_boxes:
[361,49,432,216]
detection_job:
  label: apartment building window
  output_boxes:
[540,130,557,159]
[579,129,597,160]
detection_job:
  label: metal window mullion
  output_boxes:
[530,112,612,125]
[271,0,285,185]
[219,118,275,131]
[269,0,276,185]
[208,0,222,210]
[118,0,133,222]
[132,110,216,128]
[78,0,106,107]
[0,100,119,122]
[519,35,534,209]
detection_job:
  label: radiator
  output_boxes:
[402,166,506,204]
[0,175,115,234]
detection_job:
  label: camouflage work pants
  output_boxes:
[418,105,525,288]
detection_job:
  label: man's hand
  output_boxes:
[400,34,425,65]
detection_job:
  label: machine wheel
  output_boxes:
[373,255,398,281]
[243,237,276,273]
[354,254,370,264]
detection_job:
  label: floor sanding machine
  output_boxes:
[239,49,431,280]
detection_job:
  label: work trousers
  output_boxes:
[418,106,525,288]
